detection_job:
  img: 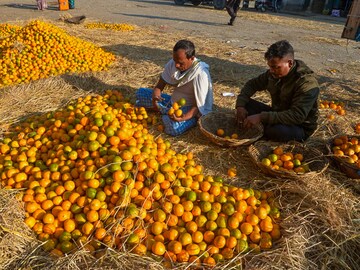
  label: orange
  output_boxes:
[216,129,225,137]
[213,235,226,248]
[294,153,303,161]
[273,147,283,156]
[173,204,184,217]
[179,232,192,246]
[164,228,178,241]
[280,154,292,162]
[186,244,200,256]
[185,221,198,234]
[86,210,99,222]
[64,219,76,232]
[151,221,163,236]
[227,216,240,229]
[55,209,70,222]
[261,158,271,167]
[25,216,36,228]
[203,256,216,266]
[191,231,203,244]
[151,241,166,256]
[168,240,182,254]
[82,222,95,235]
[259,216,273,232]
[246,214,260,226]
[226,236,237,249]
[283,160,294,170]
[176,250,190,263]
[255,207,268,220]
[153,209,167,222]
[203,231,215,244]
[240,222,253,235]
[43,213,55,224]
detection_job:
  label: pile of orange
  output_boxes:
[319,100,346,121]
[332,135,360,167]
[216,129,238,140]
[85,22,135,31]
[0,20,115,87]
[167,98,186,118]
[261,147,309,174]
[0,90,281,266]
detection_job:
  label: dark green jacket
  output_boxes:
[236,60,319,136]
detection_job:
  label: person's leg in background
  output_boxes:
[226,0,236,25]
[233,0,241,17]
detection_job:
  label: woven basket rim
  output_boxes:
[248,140,329,179]
[198,112,264,147]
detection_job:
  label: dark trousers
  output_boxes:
[245,99,307,142]
[226,0,241,18]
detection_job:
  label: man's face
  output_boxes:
[173,49,194,72]
[267,56,293,79]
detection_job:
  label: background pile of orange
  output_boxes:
[0,21,115,87]
[332,135,360,167]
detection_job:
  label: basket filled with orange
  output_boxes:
[327,135,360,179]
[198,111,263,147]
[248,141,329,179]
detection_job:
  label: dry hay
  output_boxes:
[0,19,360,270]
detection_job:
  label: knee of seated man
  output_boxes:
[164,126,184,137]
[264,125,283,139]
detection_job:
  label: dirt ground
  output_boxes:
[2,0,359,73]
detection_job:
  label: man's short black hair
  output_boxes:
[265,40,294,60]
[173,40,195,58]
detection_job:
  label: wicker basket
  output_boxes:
[248,141,329,179]
[326,135,360,179]
[198,112,263,147]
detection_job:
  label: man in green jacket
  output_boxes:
[236,40,319,142]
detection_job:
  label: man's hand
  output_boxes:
[243,114,262,129]
[171,114,184,122]
[152,88,163,111]
[236,107,248,126]
[170,106,198,122]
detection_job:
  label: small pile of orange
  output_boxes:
[0,90,282,267]
[332,135,360,167]
[216,129,238,140]
[261,147,309,174]
[85,22,135,31]
[0,20,115,87]
[319,100,346,121]
[168,98,186,118]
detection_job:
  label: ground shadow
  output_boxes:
[2,3,58,11]
[239,7,346,26]
[60,74,138,98]
[115,12,224,26]
[128,0,346,27]
[128,0,177,7]
[102,43,266,88]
